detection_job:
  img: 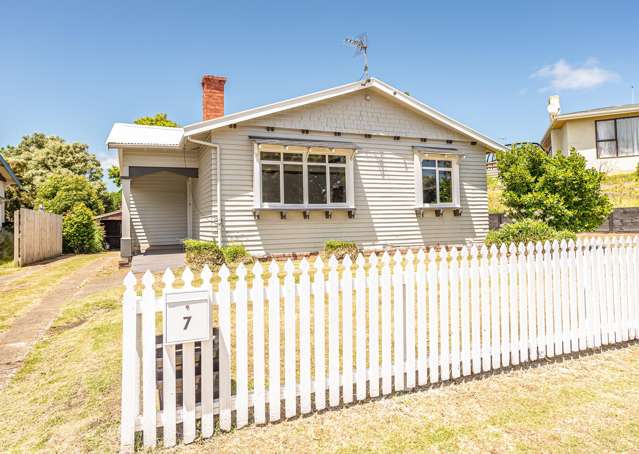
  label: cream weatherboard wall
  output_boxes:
[130,172,188,251]
[190,147,217,242]
[551,117,639,173]
[205,89,489,255]
[122,148,216,251]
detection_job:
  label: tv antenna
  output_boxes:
[345,33,369,80]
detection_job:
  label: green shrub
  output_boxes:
[62,203,104,253]
[497,144,612,232]
[222,243,254,265]
[323,240,358,259]
[485,219,577,247]
[183,239,225,270]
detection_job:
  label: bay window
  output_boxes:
[252,138,355,209]
[413,147,461,209]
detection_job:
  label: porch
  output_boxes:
[120,165,198,265]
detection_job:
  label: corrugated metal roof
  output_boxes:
[106,123,184,148]
[557,102,639,118]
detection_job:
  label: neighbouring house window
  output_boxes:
[596,116,639,158]
[414,150,461,208]
[256,146,353,207]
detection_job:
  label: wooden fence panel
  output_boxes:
[120,236,639,450]
[14,207,62,266]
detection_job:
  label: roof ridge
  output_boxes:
[114,122,184,131]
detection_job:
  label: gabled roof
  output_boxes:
[107,78,507,152]
[0,153,21,188]
[184,78,507,151]
[106,123,184,149]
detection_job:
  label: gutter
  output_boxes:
[186,137,222,245]
[0,154,22,189]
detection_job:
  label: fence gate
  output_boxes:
[120,236,639,451]
[14,207,63,266]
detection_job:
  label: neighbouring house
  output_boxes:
[541,96,639,173]
[0,153,21,228]
[107,76,506,262]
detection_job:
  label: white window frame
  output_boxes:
[413,150,461,209]
[253,143,355,209]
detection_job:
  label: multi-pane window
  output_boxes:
[421,159,453,204]
[596,117,639,158]
[259,150,348,206]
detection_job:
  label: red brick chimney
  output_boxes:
[201,75,227,120]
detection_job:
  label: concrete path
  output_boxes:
[0,253,123,388]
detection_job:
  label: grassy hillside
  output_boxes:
[601,172,639,207]
[488,172,639,214]
[487,176,506,214]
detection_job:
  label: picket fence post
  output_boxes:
[368,253,380,397]
[161,269,177,448]
[120,272,138,452]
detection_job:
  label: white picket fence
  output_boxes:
[120,237,639,450]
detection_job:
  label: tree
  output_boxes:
[35,173,104,215]
[497,144,612,232]
[134,113,179,127]
[108,166,121,187]
[105,166,122,212]
[1,133,105,215]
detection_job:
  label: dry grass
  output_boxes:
[488,172,639,214]
[3,263,639,453]
[179,342,639,453]
[0,253,105,333]
[488,176,506,214]
[601,172,639,207]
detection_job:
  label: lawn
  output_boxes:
[488,172,639,214]
[0,287,122,453]
[2,263,639,453]
[0,253,104,333]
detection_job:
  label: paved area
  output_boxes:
[131,250,185,273]
[0,253,123,388]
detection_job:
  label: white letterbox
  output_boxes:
[164,289,211,345]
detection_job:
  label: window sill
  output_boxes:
[253,206,356,220]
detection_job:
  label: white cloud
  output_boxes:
[531,58,619,92]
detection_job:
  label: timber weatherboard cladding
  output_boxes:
[207,91,488,254]
[121,90,489,254]
[129,171,188,251]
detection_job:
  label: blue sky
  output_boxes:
[1,1,637,190]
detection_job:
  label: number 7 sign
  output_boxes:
[164,290,211,345]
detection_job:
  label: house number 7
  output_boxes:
[183,316,192,330]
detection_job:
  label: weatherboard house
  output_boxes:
[107,76,506,262]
